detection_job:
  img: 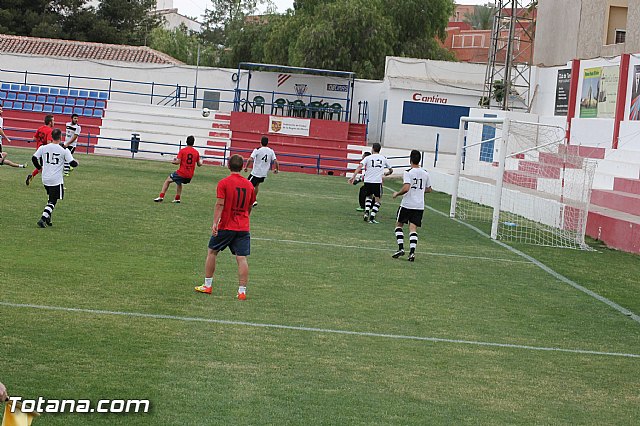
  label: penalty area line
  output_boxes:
[0,301,638,359]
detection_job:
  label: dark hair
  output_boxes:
[186,135,195,146]
[363,151,371,158]
[44,115,54,125]
[71,113,79,119]
[51,128,62,141]
[228,154,244,172]
[410,150,421,165]
[261,136,268,146]
[372,142,381,153]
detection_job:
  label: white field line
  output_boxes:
[389,184,640,325]
[252,237,532,264]
[0,302,637,359]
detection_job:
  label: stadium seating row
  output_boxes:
[0,83,108,100]
[1,100,103,117]
[0,92,106,108]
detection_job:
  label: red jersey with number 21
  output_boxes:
[176,146,200,179]
[216,173,255,232]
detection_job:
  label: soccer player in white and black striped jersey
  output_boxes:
[63,114,81,176]
[391,150,432,262]
[31,128,78,228]
[348,142,392,223]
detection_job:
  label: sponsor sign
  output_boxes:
[327,84,349,92]
[268,116,310,136]
[554,68,571,116]
[412,93,448,104]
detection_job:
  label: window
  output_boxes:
[452,34,486,48]
[606,6,627,45]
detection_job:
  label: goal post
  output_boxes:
[450,116,597,250]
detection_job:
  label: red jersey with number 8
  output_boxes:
[176,146,200,179]
[216,173,256,231]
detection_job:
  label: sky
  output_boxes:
[172,0,492,22]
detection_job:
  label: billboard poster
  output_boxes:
[597,66,619,118]
[580,67,601,118]
[630,65,640,120]
[554,68,571,116]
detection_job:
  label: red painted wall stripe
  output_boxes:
[566,59,581,144]
[612,54,630,149]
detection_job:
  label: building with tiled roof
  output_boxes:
[0,34,182,65]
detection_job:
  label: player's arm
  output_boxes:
[65,150,78,168]
[244,157,254,172]
[171,155,181,165]
[197,156,203,167]
[348,164,364,184]
[272,158,279,174]
[211,197,225,236]
[392,183,411,199]
[31,155,42,170]
[0,128,10,143]
[64,133,79,148]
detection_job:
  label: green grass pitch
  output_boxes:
[1,146,639,425]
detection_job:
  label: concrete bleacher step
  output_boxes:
[560,144,606,159]
[105,110,222,129]
[590,189,640,216]
[518,160,562,179]
[586,205,640,254]
[503,170,538,189]
[594,158,640,180]
[613,177,640,195]
[537,152,584,169]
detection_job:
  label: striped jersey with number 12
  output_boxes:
[360,153,391,183]
[400,167,431,210]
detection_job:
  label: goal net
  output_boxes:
[449,117,597,250]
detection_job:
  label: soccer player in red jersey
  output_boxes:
[153,135,202,203]
[26,114,54,185]
[195,154,256,300]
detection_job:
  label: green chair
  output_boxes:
[328,103,342,121]
[291,99,306,117]
[307,101,323,118]
[272,98,286,115]
[252,95,265,114]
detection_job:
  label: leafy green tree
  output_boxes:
[286,0,394,79]
[149,25,219,66]
[463,3,497,30]
[94,0,162,45]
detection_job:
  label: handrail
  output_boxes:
[1,67,352,120]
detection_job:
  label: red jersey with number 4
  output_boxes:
[34,125,53,148]
[176,146,200,179]
[216,173,256,231]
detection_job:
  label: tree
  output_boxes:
[149,25,219,66]
[463,3,497,30]
[95,0,162,45]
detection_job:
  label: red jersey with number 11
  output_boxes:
[176,146,200,179]
[216,173,256,231]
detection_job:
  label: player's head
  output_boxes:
[51,128,62,142]
[44,115,54,126]
[71,114,79,124]
[410,149,421,165]
[372,143,381,153]
[186,135,195,146]
[261,136,268,146]
[228,154,244,172]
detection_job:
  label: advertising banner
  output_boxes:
[268,116,310,136]
[580,67,601,118]
[597,65,619,118]
[554,68,571,116]
[630,65,640,120]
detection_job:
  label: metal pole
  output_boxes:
[434,133,440,168]
[450,119,467,218]
[490,118,510,239]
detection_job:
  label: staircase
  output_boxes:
[94,101,221,161]
[500,144,640,254]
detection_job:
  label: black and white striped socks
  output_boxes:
[409,232,418,254]
[395,227,404,250]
